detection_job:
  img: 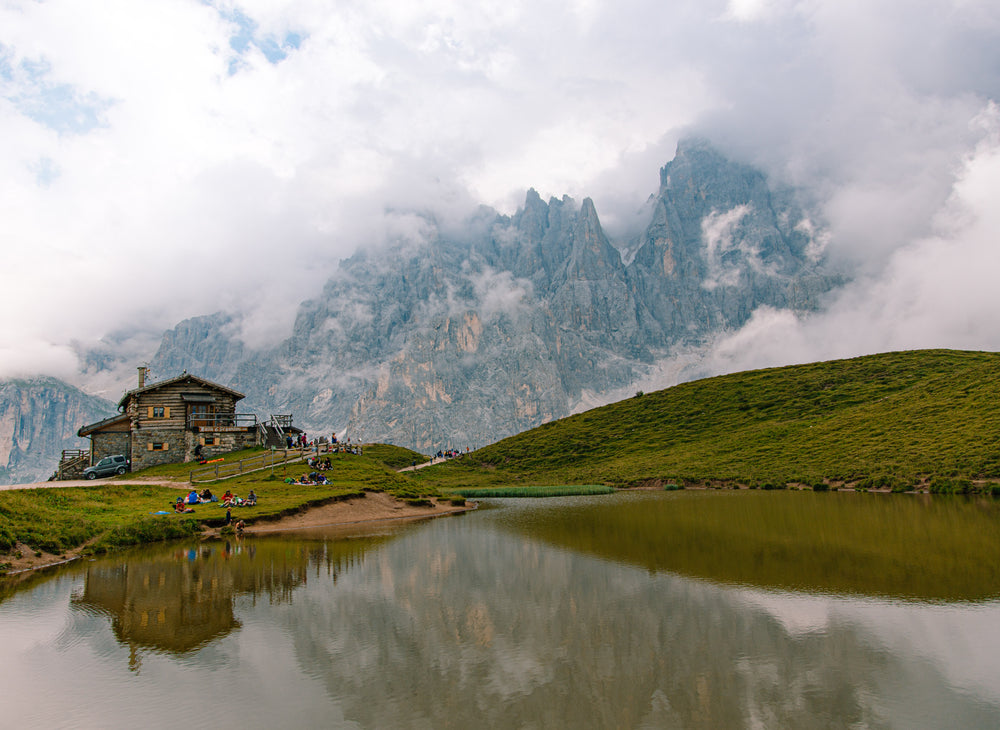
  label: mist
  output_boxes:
[1,0,998,387]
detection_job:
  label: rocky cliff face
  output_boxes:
[151,139,843,451]
[0,378,116,484]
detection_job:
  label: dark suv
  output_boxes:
[83,454,130,479]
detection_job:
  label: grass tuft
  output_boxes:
[455,485,615,498]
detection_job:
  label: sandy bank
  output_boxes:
[217,490,474,535]
[2,491,473,576]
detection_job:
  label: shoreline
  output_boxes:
[207,490,476,536]
[2,491,475,576]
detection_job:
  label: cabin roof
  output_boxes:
[77,412,130,437]
[117,372,245,409]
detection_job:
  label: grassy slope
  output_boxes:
[0,448,439,560]
[413,349,1000,491]
[4,348,998,561]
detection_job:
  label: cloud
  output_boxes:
[0,0,998,387]
[694,109,1000,376]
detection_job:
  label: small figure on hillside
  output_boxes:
[225,506,232,525]
[246,490,257,506]
[235,519,245,536]
[286,435,293,449]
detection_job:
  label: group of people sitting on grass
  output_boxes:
[306,456,332,470]
[220,489,257,507]
[172,488,257,512]
[332,444,362,455]
[285,472,329,485]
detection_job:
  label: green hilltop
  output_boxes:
[413,349,1000,492]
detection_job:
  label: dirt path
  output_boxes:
[0,477,190,491]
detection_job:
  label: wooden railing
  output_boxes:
[188,443,349,483]
[190,447,311,482]
[187,413,258,430]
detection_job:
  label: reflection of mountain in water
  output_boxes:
[73,536,387,662]
[278,514,1000,728]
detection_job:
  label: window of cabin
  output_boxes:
[147,406,170,418]
[148,442,168,451]
[153,406,164,418]
[201,436,218,446]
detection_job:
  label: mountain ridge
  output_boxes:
[150,138,843,450]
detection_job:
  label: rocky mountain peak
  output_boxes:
[144,139,844,453]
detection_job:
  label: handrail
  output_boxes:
[190,447,308,483]
[188,443,343,483]
[187,413,258,429]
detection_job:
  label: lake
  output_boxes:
[2,490,1000,728]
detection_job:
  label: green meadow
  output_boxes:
[414,349,1000,493]
[0,446,438,565]
[3,348,1000,567]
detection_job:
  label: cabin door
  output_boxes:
[189,404,216,428]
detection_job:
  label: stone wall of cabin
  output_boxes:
[193,429,260,460]
[91,431,131,464]
[130,427,189,471]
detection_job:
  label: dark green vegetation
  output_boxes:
[0,448,439,566]
[455,485,615,498]
[414,350,1000,493]
[508,490,1000,601]
[362,444,430,470]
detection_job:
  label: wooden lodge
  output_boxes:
[77,369,267,472]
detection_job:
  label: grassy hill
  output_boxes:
[0,447,441,568]
[412,349,1000,492]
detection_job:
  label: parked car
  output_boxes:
[83,454,130,479]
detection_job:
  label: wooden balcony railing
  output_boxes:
[187,413,258,430]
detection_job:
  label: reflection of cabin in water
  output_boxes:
[75,369,297,472]
[73,557,239,655]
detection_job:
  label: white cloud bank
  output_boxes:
[0,0,998,385]
[700,105,1000,376]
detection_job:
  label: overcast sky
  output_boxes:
[2,0,999,386]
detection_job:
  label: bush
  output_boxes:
[929,477,974,495]
[663,484,682,491]
[449,497,466,506]
[0,525,16,553]
[456,485,615,498]
[812,482,829,492]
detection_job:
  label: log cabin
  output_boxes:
[78,369,264,471]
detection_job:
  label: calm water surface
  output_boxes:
[3,490,1000,729]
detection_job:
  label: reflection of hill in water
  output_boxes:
[499,491,1000,601]
[73,535,388,658]
[278,515,1000,728]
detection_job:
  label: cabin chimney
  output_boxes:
[137,366,147,389]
